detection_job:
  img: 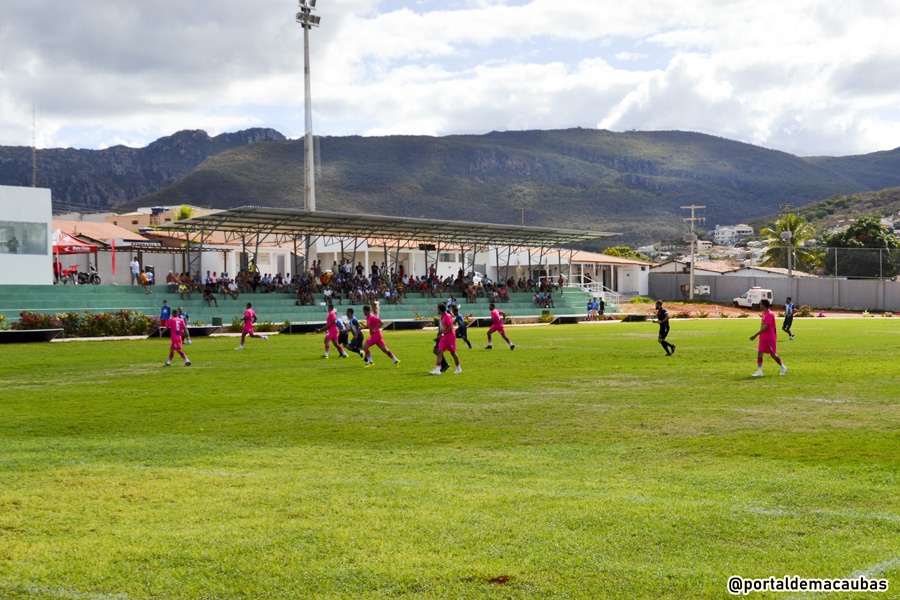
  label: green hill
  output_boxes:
[121,128,900,246]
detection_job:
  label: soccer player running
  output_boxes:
[321,304,348,358]
[451,305,473,349]
[164,309,191,367]
[485,302,514,350]
[750,298,787,377]
[236,302,269,350]
[430,302,461,375]
[653,300,676,356]
[362,301,400,368]
[342,308,366,360]
[782,296,795,341]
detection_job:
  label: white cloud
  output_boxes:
[0,0,899,156]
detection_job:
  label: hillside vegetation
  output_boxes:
[5,127,900,246]
[0,128,285,213]
[122,129,900,246]
[747,187,900,236]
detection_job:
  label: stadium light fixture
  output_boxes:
[296,0,321,212]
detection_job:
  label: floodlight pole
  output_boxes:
[297,0,320,213]
[297,0,320,274]
[681,205,705,300]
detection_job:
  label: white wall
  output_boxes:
[0,186,52,285]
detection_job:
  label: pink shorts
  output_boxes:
[365,335,385,349]
[242,324,254,335]
[488,324,505,335]
[170,336,183,352]
[758,340,777,354]
[437,336,457,353]
[326,328,339,342]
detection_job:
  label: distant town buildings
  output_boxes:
[713,224,754,246]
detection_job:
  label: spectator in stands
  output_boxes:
[236,271,250,294]
[166,271,179,292]
[130,257,140,285]
[178,275,192,300]
[224,279,239,300]
[140,271,152,294]
[203,284,219,307]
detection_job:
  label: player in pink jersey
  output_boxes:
[485,302,514,350]
[361,301,399,368]
[236,302,269,350]
[320,305,347,358]
[749,298,786,377]
[430,302,461,375]
[164,311,191,367]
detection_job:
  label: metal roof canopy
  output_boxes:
[164,206,618,249]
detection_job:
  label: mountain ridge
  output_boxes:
[4,127,900,246]
[0,128,285,213]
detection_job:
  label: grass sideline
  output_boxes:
[1,319,899,599]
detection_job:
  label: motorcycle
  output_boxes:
[77,265,102,286]
[61,264,101,285]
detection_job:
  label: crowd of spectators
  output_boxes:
[156,260,566,309]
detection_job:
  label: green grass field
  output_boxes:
[1,319,899,599]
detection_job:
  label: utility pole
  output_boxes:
[779,203,794,279]
[681,205,705,300]
[514,208,525,226]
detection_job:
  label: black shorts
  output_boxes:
[658,324,670,339]
[348,334,363,351]
[782,316,793,330]
[338,331,349,345]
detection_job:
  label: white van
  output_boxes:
[733,287,773,309]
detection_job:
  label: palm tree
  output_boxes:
[759,213,820,272]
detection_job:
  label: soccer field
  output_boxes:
[1,319,899,599]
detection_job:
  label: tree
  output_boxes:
[174,204,195,221]
[821,216,900,278]
[602,246,651,261]
[759,213,820,272]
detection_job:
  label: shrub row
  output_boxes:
[11,310,159,338]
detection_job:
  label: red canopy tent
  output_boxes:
[52,229,99,280]
[52,229,98,255]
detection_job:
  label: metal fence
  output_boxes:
[779,246,900,279]
[650,250,900,312]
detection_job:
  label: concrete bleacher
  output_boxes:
[0,284,595,327]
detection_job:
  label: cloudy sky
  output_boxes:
[2,0,900,156]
